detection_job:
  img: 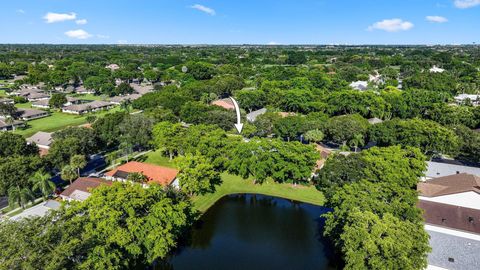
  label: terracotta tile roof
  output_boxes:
[61,177,112,197]
[105,161,178,186]
[417,173,480,197]
[212,98,235,110]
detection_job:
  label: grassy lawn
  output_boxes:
[193,173,325,213]
[144,150,325,213]
[14,107,121,137]
[15,102,32,109]
[142,150,178,168]
[0,90,6,97]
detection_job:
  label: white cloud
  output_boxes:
[454,0,480,8]
[426,16,448,23]
[267,41,279,45]
[64,29,92,39]
[76,19,87,25]
[17,9,25,14]
[117,40,128,44]
[44,12,76,23]
[368,18,414,32]
[190,4,216,15]
[97,34,110,39]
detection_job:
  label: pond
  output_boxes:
[156,194,338,270]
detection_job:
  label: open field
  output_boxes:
[14,107,121,137]
[144,150,325,213]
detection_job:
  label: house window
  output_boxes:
[442,218,447,223]
[468,217,474,223]
[448,258,455,263]
[456,171,460,174]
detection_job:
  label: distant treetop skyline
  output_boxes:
[1,0,480,45]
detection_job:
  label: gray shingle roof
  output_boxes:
[246,108,267,122]
[0,119,23,128]
[27,131,53,148]
[17,108,49,119]
[63,100,112,113]
[427,229,480,270]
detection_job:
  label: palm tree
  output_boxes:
[70,155,87,178]
[120,100,132,113]
[61,165,77,185]
[350,134,365,153]
[8,186,35,209]
[5,117,15,131]
[30,170,55,200]
[127,172,148,184]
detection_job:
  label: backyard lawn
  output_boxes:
[142,150,178,168]
[143,150,325,213]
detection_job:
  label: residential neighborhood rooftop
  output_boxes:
[246,108,267,122]
[61,177,112,201]
[62,100,113,114]
[418,173,480,198]
[105,161,179,186]
[212,98,235,110]
[426,161,480,178]
[26,131,54,149]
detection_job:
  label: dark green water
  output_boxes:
[157,194,337,270]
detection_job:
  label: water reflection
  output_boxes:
[155,194,337,270]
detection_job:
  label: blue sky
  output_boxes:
[1,0,480,44]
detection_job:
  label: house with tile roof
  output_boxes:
[60,177,112,202]
[105,161,179,187]
[212,98,235,110]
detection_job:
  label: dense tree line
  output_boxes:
[0,182,196,269]
[315,146,430,269]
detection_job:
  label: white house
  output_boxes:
[430,66,445,73]
[349,81,368,91]
[454,94,480,106]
